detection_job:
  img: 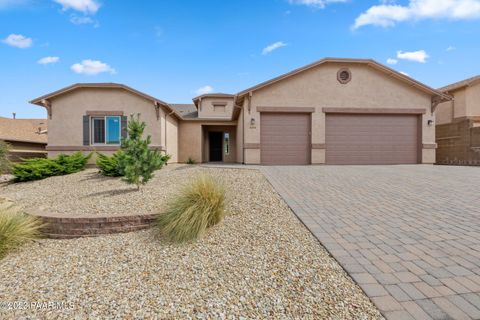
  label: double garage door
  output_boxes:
[260,112,420,165]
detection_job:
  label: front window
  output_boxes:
[224,132,230,155]
[91,116,121,145]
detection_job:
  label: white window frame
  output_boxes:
[90,116,121,146]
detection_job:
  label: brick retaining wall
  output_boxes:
[31,211,158,239]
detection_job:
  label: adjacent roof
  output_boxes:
[169,104,198,119]
[236,58,451,101]
[192,93,234,101]
[0,117,47,144]
[30,83,183,120]
[438,75,480,93]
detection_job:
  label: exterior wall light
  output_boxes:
[250,118,256,126]
[428,120,434,126]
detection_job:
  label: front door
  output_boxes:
[209,131,223,162]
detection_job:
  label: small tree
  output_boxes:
[0,140,12,174]
[120,114,164,190]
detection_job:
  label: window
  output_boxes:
[224,132,230,155]
[91,116,121,145]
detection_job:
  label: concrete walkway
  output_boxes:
[261,165,480,320]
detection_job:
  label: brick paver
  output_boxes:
[261,165,480,320]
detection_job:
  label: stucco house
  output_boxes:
[30,58,450,165]
[0,116,48,162]
[436,76,480,165]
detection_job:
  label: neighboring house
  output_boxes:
[0,116,48,162]
[30,58,449,165]
[436,76,480,165]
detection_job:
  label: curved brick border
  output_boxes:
[30,211,158,239]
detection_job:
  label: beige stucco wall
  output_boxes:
[243,62,436,164]
[466,82,480,117]
[236,108,244,163]
[166,115,178,163]
[46,87,178,162]
[198,97,234,119]
[436,83,480,125]
[178,121,203,163]
[435,100,454,125]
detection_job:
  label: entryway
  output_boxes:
[208,131,223,162]
[203,125,236,163]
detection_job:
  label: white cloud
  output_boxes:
[262,41,288,55]
[353,0,480,29]
[288,0,347,9]
[195,85,214,95]
[397,50,429,63]
[71,59,115,75]
[53,0,100,14]
[38,56,60,65]
[446,45,456,51]
[70,15,95,24]
[400,71,410,76]
[2,33,32,48]
[387,58,398,65]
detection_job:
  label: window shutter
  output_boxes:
[121,116,128,139]
[83,115,90,146]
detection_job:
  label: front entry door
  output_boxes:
[209,131,223,162]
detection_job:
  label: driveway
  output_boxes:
[261,165,480,320]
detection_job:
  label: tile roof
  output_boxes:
[438,75,480,93]
[0,117,48,144]
[169,104,198,119]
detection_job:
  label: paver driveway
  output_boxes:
[261,165,480,320]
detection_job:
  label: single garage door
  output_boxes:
[326,114,419,165]
[261,113,310,165]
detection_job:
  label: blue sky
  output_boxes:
[1,0,480,119]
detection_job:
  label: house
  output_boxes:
[30,58,450,165]
[0,116,48,162]
[436,76,480,165]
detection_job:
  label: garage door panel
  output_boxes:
[326,114,419,165]
[261,113,310,165]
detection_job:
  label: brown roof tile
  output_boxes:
[0,117,48,144]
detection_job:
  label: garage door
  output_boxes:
[261,113,310,165]
[326,114,419,165]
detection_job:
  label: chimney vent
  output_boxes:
[12,112,16,119]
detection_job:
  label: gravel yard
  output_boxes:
[1,165,209,216]
[0,166,382,319]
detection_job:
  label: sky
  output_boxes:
[1,0,480,119]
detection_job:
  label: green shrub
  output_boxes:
[161,154,172,165]
[186,157,196,165]
[13,152,91,182]
[156,174,225,243]
[0,140,11,174]
[96,151,126,177]
[0,205,44,260]
[120,114,165,189]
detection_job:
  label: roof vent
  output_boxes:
[337,68,352,84]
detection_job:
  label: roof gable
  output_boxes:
[30,83,183,119]
[439,75,480,93]
[236,58,450,101]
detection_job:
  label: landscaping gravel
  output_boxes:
[1,165,211,216]
[0,167,382,319]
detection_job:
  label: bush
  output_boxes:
[13,152,91,182]
[0,140,12,174]
[0,205,44,260]
[156,174,225,243]
[161,154,172,165]
[96,151,125,177]
[120,114,165,189]
[186,157,196,165]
